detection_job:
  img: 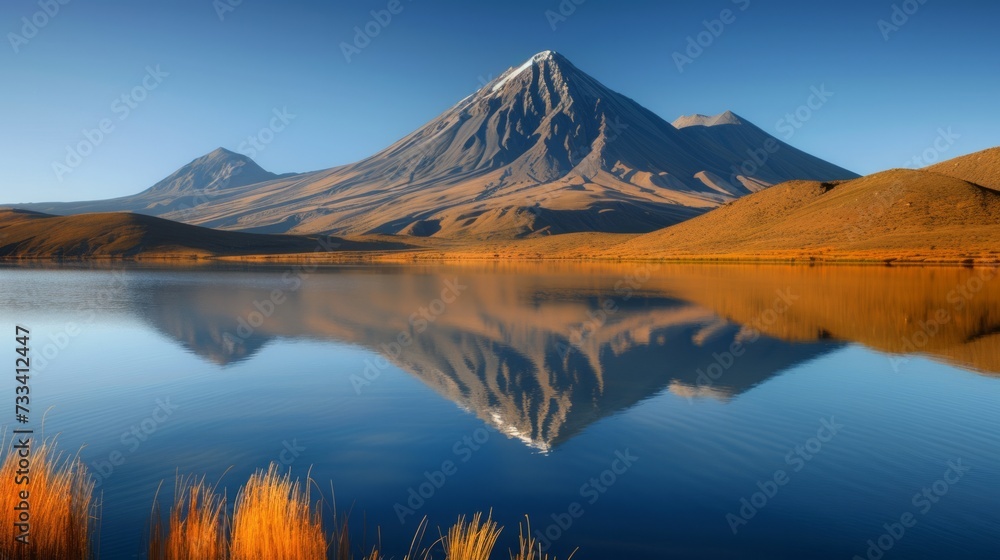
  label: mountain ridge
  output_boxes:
[12,50,857,238]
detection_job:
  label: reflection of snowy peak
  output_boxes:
[135,272,838,451]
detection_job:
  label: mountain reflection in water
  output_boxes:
[120,263,1000,451]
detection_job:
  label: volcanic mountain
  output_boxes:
[18,51,856,238]
[20,148,285,217]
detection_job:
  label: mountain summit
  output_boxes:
[145,148,277,197]
[16,51,857,238]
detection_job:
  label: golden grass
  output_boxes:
[149,464,330,559]
[145,464,583,560]
[229,464,328,560]
[510,517,576,560]
[442,511,502,560]
[0,437,97,560]
[149,475,228,560]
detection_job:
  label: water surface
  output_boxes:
[1,263,998,559]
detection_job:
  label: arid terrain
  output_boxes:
[0,208,408,259]
[2,54,996,264]
[14,51,854,239]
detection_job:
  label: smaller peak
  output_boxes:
[206,147,239,158]
[673,111,744,129]
[711,110,744,125]
[672,114,713,129]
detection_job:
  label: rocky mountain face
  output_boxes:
[16,51,857,238]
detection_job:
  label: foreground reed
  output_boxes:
[150,464,579,559]
[442,511,502,560]
[0,437,97,560]
[511,517,577,560]
[0,436,579,560]
[230,464,328,560]
[149,475,228,560]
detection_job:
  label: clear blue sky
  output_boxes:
[1,0,997,203]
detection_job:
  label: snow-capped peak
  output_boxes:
[490,50,561,93]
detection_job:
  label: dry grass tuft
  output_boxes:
[442,511,502,560]
[144,468,584,560]
[510,516,576,560]
[0,437,97,560]
[230,464,328,560]
[149,475,228,560]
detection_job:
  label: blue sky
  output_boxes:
[1,0,997,203]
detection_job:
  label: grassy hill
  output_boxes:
[592,148,1000,263]
[0,209,406,258]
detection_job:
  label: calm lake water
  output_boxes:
[1,263,999,559]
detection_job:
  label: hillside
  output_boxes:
[0,209,404,258]
[599,148,1000,263]
[927,146,1000,191]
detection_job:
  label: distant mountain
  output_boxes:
[605,147,1000,262]
[672,110,856,192]
[0,208,405,258]
[13,51,857,238]
[139,147,283,200]
[18,148,290,216]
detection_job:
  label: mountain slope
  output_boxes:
[603,147,1000,262]
[927,146,1000,191]
[0,208,402,258]
[13,51,857,239]
[18,148,290,216]
[672,110,856,191]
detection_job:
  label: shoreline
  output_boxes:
[2,250,999,268]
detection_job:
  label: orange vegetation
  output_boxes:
[0,437,96,560]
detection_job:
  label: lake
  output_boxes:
[1,262,998,559]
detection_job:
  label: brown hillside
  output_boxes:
[603,165,1000,262]
[927,146,1000,191]
[0,209,406,258]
